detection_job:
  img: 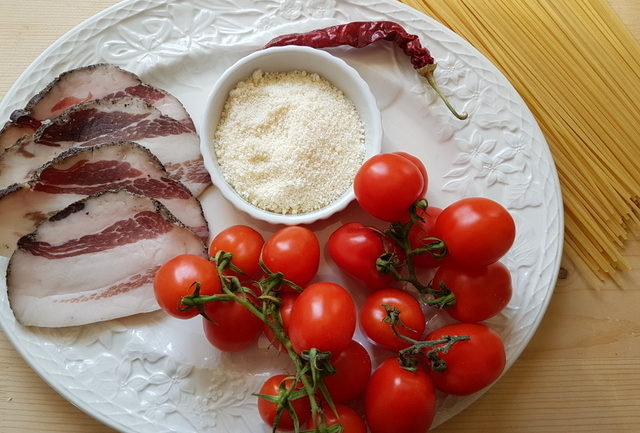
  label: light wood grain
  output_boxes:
[0,1,639,433]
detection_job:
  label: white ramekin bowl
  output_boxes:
[200,45,382,225]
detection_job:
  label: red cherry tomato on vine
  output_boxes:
[434,197,515,267]
[426,323,506,395]
[263,293,297,352]
[289,282,356,354]
[209,225,264,281]
[202,285,262,352]
[258,374,311,430]
[308,403,367,433]
[322,340,371,403]
[354,153,425,222]
[408,206,444,269]
[153,254,221,319]
[360,288,426,351]
[394,151,428,196]
[327,222,396,290]
[262,226,320,289]
[432,261,512,322]
[365,357,437,433]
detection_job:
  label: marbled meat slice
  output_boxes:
[11,64,193,126]
[0,142,209,256]
[0,64,195,152]
[0,97,210,195]
[7,190,206,327]
[102,83,194,129]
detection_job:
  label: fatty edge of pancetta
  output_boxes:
[17,64,140,121]
[0,97,210,195]
[0,122,35,153]
[6,190,206,327]
[1,63,195,152]
[0,142,209,256]
[22,64,193,125]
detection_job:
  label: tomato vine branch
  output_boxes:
[383,304,469,371]
[180,250,337,433]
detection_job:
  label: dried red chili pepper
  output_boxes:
[264,21,468,120]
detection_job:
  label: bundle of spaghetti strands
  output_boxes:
[401,0,640,285]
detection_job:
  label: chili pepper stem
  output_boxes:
[418,64,468,120]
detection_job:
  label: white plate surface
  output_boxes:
[0,1,563,432]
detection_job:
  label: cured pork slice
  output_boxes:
[0,123,34,153]
[0,63,195,152]
[100,83,194,128]
[7,190,206,327]
[0,97,210,195]
[0,142,209,256]
[1,64,195,152]
[17,64,140,122]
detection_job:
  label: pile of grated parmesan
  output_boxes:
[212,69,365,215]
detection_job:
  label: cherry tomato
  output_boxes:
[360,288,425,351]
[354,153,425,222]
[209,225,264,281]
[262,226,320,288]
[308,403,367,433]
[426,323,506,395]
[289,282,356,354]
[258,374,311,430]
[154,254,221,319]
[263,293,297,351]
[327,222,396,290]
[408,206,445,269]
[322,340,371,403]
[365,357,436,433]
[394,151,428,196]
[434,197,515,267]
[202,292,263,352]
[432,261,512,322]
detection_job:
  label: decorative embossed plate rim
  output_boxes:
[0,0,563,432]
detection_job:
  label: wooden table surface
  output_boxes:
[1,1,639,432]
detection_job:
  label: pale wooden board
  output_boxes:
[0,1,639,432]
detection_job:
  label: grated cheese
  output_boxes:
[212,69,365,215]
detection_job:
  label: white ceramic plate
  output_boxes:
[0,1,563,432]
